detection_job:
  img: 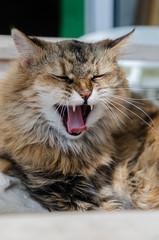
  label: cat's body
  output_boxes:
[0,29,159,211]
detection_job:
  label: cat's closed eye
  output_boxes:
[51,74,73,84]
[91,74,106,82]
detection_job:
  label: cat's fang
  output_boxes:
[72,105,76,112]
[91,105,93,111]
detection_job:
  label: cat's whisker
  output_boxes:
[51,103,64,120]
[57,102,68,143]
[59,104,66,136]
[100,101,126,131]
[107,105,125,131]
[17,99,66,144]
[106,101,128,129]
[57,104,65,138]
[100,98,132,122]
[99,90,145,105]
[111,94,156,128]
[46,99,67,142]
[101,87,159,101]
[57,102,68,150]
[99,89,153,125]
[128,99,145,105]
[109,98,159,137]
[104,86,159,91]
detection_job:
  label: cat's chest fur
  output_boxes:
[5,138,116,211]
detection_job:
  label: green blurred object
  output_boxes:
[60,0,84,38]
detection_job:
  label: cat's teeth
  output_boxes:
[72,105,76,112]
[91,105,94,111]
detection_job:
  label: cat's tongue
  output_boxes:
[67,106,87,134]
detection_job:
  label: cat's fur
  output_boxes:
[0,28,159,211]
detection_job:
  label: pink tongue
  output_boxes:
[67,106,87,134]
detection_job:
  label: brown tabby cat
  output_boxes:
[0,28,159,211]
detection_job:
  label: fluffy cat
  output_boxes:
[0,28,159,211]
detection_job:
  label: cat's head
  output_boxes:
[11,28,134,141]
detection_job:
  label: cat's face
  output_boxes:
[11,29,133,140]
[32,40,119,140]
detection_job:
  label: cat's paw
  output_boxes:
[100,197,134,211]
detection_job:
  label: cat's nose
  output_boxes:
[78,89,92,103]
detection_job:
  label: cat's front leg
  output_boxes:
[22,171,100,212]
[28,190,99,212]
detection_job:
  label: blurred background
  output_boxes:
[0,0,159,38]
[1,0,159,101]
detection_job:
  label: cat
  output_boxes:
[0,28,159,211]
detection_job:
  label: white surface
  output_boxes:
[0,211,159,240]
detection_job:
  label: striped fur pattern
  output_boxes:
[0,28,159,211]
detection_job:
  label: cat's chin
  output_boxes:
[62,130,85,140]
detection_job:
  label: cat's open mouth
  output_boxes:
[55,104,92,136]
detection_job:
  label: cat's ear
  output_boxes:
[107,29,135,50]
[11,28,42,65]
